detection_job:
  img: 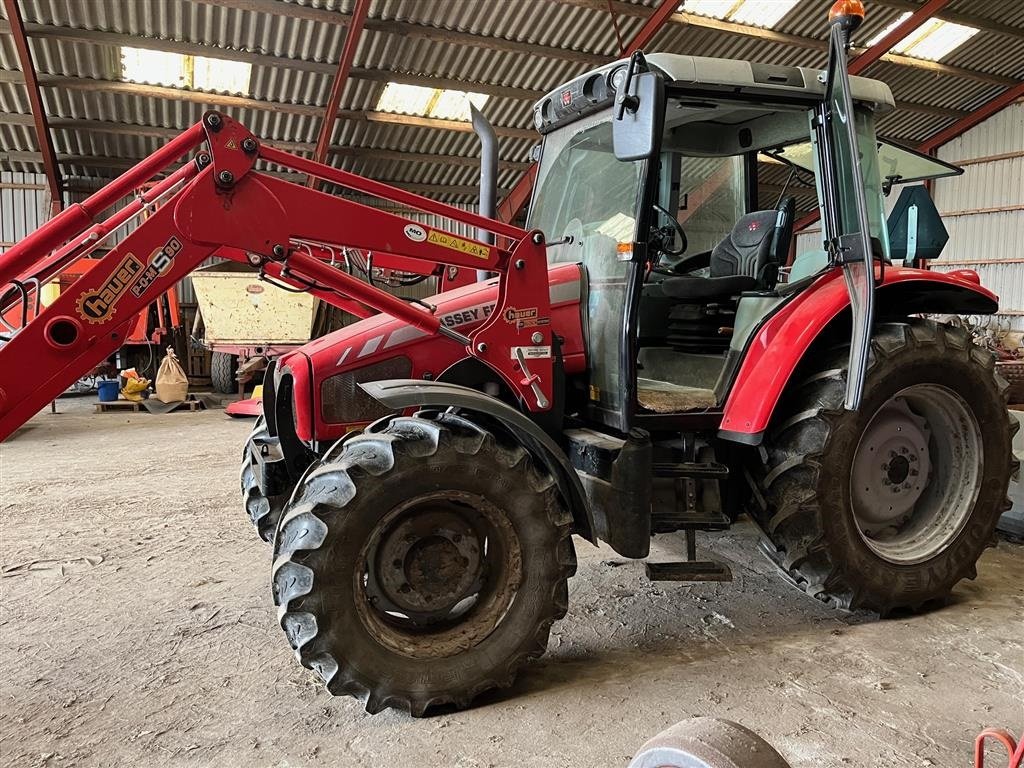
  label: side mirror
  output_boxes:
[613,70,665,162]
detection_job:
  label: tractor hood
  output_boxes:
[277,262,586,443]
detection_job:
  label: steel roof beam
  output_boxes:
[557,0,1017,88]
[848,0,952,75]
[1,22,979,119]
[2,0,62,214]
[873,0,1024,41]
[917,81,1024,154]
[188,0,606,66]
[0,70,538,140]
[309,0,369,186]
[0,21,547,102]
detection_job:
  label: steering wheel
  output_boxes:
[651,203,687,258]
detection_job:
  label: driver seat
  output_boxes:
[655,197,794,353]
[660,196,795,301]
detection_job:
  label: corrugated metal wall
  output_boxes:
[0,171,50,251]
[930,102,1024,331]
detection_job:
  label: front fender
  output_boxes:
[719,267,998,444]
[361,379,596,544]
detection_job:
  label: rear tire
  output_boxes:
[752,319,1018,613]
[271,411,576,715]
[210,351,237,394]
[240,416,288,543]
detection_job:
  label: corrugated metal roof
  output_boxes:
[1,0,1021,206]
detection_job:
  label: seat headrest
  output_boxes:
[729,211,777,249]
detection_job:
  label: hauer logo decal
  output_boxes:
[76,253,145,324]
[404,224,427,242]
[503,306,550,330]
[129,236,183,299]
[748,221,761,231]
[75,236,183,325]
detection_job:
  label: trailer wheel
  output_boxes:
[210,351,237,393]
[271,411,576,716]
[753,319,1018,614]
[240,416,288,543]
[629,718,791,768]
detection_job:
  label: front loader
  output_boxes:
[0,2,1017,717]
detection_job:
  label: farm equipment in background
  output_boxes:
[191,245,461,395]
[0,1,1017,718]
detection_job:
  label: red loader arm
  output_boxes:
[0,112,553,441]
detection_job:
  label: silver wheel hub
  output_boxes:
[851,397,931,528]
[849,383,982,565]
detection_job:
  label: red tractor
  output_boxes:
[0,3,1016,717]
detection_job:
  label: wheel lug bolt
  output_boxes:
[392,559,402,568]
[399,584,411,593]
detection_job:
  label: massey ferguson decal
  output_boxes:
[441,302,494,329]
[130,236,183,298]
[75,253,145,324]
[75,236,183,324]
[503,306,550,330]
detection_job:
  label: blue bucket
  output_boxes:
[97,380,119,402]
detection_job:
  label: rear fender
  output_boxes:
[360,379,596,544]
[719,267,998,445]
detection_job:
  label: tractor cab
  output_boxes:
[528,50,958,435]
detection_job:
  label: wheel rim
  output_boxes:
[850,384,982,564]
[354,490,522,659]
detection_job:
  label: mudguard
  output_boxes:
[361,379,596,543]
[719,266,999,445]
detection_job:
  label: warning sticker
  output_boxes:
[427,230,490,260]
[511,346,551,360]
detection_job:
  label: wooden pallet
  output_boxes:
[95,397,205,414]
[95,399,144,413]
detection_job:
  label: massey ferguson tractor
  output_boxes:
[0,2,1017,719]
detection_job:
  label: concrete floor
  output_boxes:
[1,398,1021,768]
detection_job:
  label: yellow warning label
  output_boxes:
[427,230,490,260]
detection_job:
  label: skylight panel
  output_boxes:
[376,83,437,116]
[121,47,189,88]
[866,12,979,62]
[375,83,490,122]
[120,46,252,95]
[678,0,799,29]
[727,1,800,28]
[679,0,737,19]
[193,56,253,95]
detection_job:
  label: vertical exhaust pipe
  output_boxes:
[470,103,497,282]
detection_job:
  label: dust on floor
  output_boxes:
[1,398,1021,768]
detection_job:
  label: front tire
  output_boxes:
[240,416,288,542]
[271,411,576,715]
[752,320,1018,613]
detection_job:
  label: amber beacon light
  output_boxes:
[829,0,866,25]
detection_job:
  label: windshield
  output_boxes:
[528,109,643,267]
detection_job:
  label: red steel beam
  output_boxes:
[917,81,1024,153]
[308,0,370,185]
[497,0,678,222]
[3,0,62,214]
[849,0,952,75]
